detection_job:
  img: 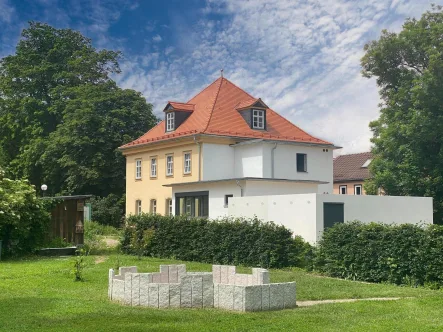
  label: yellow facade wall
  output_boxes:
[124,140,200,216]
[333,181,366,195]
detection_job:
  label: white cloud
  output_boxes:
[152,34,162,42]
[0,0,14,23]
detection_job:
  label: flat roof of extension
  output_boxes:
[163,177,328,187]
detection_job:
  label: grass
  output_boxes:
[0,254,442,331]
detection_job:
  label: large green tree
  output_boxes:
[0,22,156,197]
[361,6,443,223]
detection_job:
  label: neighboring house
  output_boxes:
[119,77,338,219]
[333,152,372,195]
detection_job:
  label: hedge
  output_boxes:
[314,222,443,287]
[121,214,311,268]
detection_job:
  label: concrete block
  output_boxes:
[244,286,262,312]
[202,275,214,308]
[148,283,159,308]
[261,285,270,311]
[158,284,170,308]
[227,266,236,284]
[247,274,254,286]
[180,275,192,308]
[177,265,186,280]
[213,284,219,308]
[191,276,203,308]
[169,265,179,283]
[131,273,140,306]
[124,273,132,305]
[119,266,137,278]
[112,279,125,302]
[233,286,245,312]
[283,282,297,309]
[169,284,181,308]
[152,273,161,283]
[160,265,169,283]
[269,283,285,310]
[241,274,249,286]
[218,284,234,310]
[139,274,150,306]
[261,271,270,285]
[220,266,228,284]
[212,265,221,284]
[108,269,114,299]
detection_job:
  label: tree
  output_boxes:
[0,22,156,198]
[361,6,443,223]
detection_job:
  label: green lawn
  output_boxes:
[0,254,442,331]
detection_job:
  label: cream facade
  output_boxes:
[333,181,366,195]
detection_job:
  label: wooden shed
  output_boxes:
[45,195,91,245]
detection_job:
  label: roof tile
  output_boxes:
[333,152,373,182]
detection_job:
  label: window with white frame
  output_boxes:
[135,159,142,179]
[150,199,157,214]
[184,152,191,174]
[166,155,174,176]
[354,185,362,195]
[166,198,173,216]
[150,157,157,177]
[166,112,175,131]
[339,185,347,195]
[252,109,265,129]
[136,200,142,215]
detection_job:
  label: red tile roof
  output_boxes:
[165,102,195,112]
[121,77,332,149]
[333,152,373,182]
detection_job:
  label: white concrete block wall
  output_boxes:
[202,143,235,180]
[109,265,295,312]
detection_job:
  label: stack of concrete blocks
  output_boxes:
[108,264,296,312]
[212,265,296,311]
[108,265,213,309]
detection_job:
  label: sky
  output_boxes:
[0,0,440,155]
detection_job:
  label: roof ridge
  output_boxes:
[336,151,372,158]
[222,77,255,99]
[186,77,223,103]
[202,77,224,133]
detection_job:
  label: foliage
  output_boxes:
[84,220,122,237]
[314,222,443,287]
[90,194,124,227]
[42,237,72,248]
[0,168,51,257]
[0,22,157,198]
[121,214,312,268]
[73,248,87,281]
[83,220,121,255]
[361,6,443,223]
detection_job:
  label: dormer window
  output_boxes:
[166,112,175,132]
[252,109,265,129]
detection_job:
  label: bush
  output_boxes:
[90,194,124,227]
[0,169,52,257]
[83,221,121,255]
[121,214,311,269]
[314,221,443,287]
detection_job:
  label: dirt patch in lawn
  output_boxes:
[104,237,119,248]
[95,256,108,264]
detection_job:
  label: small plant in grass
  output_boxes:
[73,248,86,281]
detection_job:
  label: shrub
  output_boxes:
[83,221,121,255]
[314,221,443,286]
[121,214,312,269]
[0,169,52,257]
[90,194,124,227]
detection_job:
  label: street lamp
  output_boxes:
[41,184,48,197]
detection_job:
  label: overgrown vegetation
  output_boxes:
[0,168,52,257]
[83,221,121,255]
[314,222,443,288]
[90,194,125,227]
[122,214,312,268]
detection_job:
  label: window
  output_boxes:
[135,159,142,179]
[176,191,209,218]
[252,109,265,129]
[135,200,142,215]
[150,157,157,177]
[339,185,347,195]
[166,198,173,216]
[362,159,372,168]
[184,152,191,174]
[224,194,233,208]
[354,185,362,195]
[166,155,174,176]
[166,112,175,131]
[296,153,307,172]
[150,199,157,214]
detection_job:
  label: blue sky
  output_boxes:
[0,0,440,154]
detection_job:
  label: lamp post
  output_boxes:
[41,184,48,197]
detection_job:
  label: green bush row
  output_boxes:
[121,214,312,269]
[313,222,443,287]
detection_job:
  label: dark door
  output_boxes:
[323,203,344,229]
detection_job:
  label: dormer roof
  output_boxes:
[163,102,195,113]
[121,77,333,149]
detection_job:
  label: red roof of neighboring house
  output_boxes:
[333,152,373,182]
[121,77,332,149]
